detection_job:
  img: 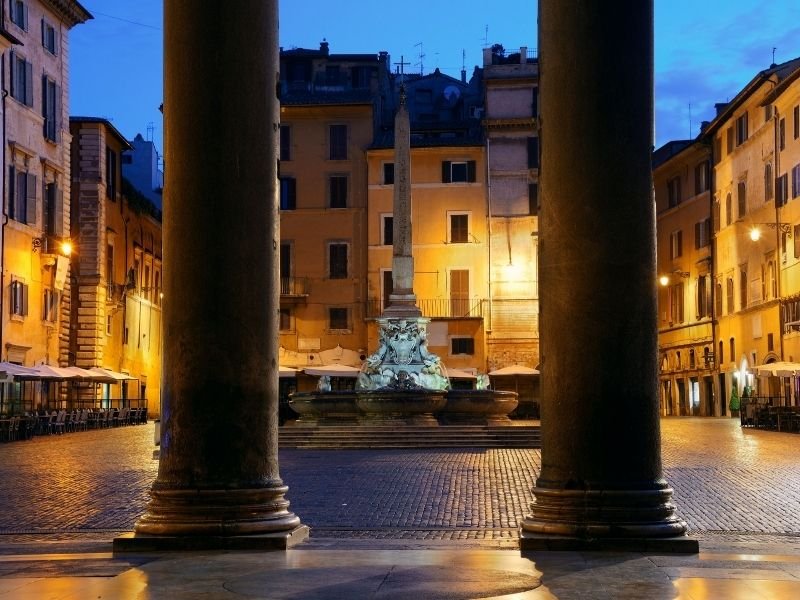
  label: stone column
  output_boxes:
[520,0,695,551]
[114,0,307,551]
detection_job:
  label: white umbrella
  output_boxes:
[488,365,540,376]
[279,365,298,378]
[303,364,362,378]
[754,362,800,377]
[446,368,477,379]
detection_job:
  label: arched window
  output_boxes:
[769,260,777,299]
[765,162,774,202]
[725,192,732,225]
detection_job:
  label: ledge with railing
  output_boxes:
[281,277,310,298]
[366,298,487,319]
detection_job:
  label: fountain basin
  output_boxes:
[356,390,447,427]
[288,392,360,426]
[440,390,519,425]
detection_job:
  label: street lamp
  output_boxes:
[659,270,689,287]
[749,222,791,242]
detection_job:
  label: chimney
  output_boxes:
[461,68,467,83]
[320,39,329,55]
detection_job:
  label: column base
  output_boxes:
[520,483,697,553]
[113,525,309,552]
[520,529,698,553]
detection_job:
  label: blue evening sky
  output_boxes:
[70,1,800,157]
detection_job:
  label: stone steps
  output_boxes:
[279,425,541,449]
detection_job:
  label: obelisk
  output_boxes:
[384,83,421,317]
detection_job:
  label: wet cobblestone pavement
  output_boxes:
[0,418,798,547]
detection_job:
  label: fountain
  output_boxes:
[289,80,517,427]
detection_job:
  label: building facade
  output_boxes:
[1,0,90,374]
[69,117,162,413]
[482,45,540,372]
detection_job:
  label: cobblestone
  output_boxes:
[0,418,798,544]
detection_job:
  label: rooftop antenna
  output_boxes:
[394,55,410,85]
[415,42,425,75]
[146,121,154,142]
[772,47,777,66]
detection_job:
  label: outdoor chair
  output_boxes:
[53,411,66,434]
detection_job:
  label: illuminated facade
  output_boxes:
[1,0,90,370]
[69,117,162,413]
[654,140,714,415]
[656,57,800,413]
[277,43,386,370]
[482,45,540,371]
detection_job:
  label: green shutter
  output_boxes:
[467,160,476,182]
[7,166,14,218]
[26,173,36,225]
[442,161,451,183]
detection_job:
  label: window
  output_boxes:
[667,176,681,207]
[726,277,734,314]
[7,166,36,225]
[715,281,723,317]
[351,66,372,89]
[325,65,340,85]
[280,125,291,161]
[735,112,748,146]
[328,243,348,279]
[451,337,475,355]
[382,215,393,246]
[106,243,115,287]
[528,183,538,215]
[669,230,682,259]
[794,105,799,140]
[779,118,786,151]
[106,147,117,200]
[42,76,60,141]
[10,280,28,317]
[527,137,539,168]
[10,52,33,106]
[279,308,293,332]
[154,270,161,305]
[449,269,469,316]
[44,182,63,237]
[41,18,57,54]
[792,164,800,199]
[328,307,349,330]
[106,315,113,336]
[383,163,394,185]
[329,124,347,160]
[719,341,724,365]
[694,161,709,195]
[42,288,57,322]
[737,181,746,218]
[329,175,347,208]
[777,173,789,206]
[694,218,711,249]
[725,193,732,225]
[382,269,393,309]
[279,177,296,210]
[726,127,734,154]
[795,225,800,259]
[739,267,748,310]
[765,163,773,202]
[729,338,736,363]
[449,214,469,243]
[441,160,476,183]
[768,332,775,352]
[768,260,777,299]
[9,0,27,30]
[670,282,684,323]
[697,275,711,319]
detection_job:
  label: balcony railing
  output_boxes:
[367,298,487,319]
[281,277,309,297]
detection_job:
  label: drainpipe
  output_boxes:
[773,106,785,364]
[708,137,719,414]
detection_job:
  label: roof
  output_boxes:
[43,0,92,27]
[652,139,694,169]
[69,117,132,150]
[280,89,375,106]
[703,56,800,137]
[371,129,484,149]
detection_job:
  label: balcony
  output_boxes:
[367,298,487,319]
[281,277,309,303]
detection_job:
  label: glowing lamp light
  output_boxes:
[659,275,670,287]
[749,227,761,242]
[60,241,73,256]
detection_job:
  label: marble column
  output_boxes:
[520,0,696,551]
[386,88,421,317]
[114,0,307,551]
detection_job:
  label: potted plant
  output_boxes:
[729,385,740,418]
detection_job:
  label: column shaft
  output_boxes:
[521,0,692,548]
[119,0,306,548]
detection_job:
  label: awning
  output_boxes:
[26,365,81,379]
[279,366,298,378]
[0,361,39,380]
[303,364,362,378]
[89,367,137,382]
[447,368,477,380]
[754,362,800,377]
[488,365,540,376]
